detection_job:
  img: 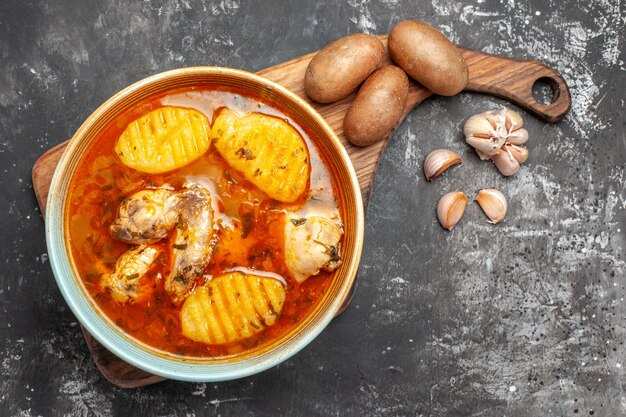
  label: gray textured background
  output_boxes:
[1,0,625,416]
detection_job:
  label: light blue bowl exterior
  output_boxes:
[45,67,364,382]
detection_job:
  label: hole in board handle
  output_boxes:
[531,76,560,105]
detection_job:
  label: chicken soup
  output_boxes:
[66,86,344,358]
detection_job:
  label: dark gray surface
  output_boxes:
[1,0,624,416]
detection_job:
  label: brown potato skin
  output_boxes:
[344,65,409,147]
[304,34,385,103]
[388,21,469,96]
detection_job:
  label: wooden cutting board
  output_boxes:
[32,35,571,388]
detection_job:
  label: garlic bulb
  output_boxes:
[423,149,462,181]
[437,191,468,231]
[463,108,529,176]
[475,189,507,224]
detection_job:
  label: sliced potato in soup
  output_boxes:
[210,109,310,202]
[115,106,211,174]
[181,271,286,345]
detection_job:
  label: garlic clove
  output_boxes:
[465,135,505,156]
[423,149,462,181]
[437,191,468,231]
[492,147,520,176]
[475,149,491,161]
[505,143,529,164]
[507,128,528,145]
[475,189,507,224]
[505,109,524,132]
[463,113,497,138]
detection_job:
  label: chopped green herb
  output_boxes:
[224,170,237,184]
[176,217,188,230]
[291,218,307,227]
[329,245,340,262]
[235,147,255,160]
[241,215,254,238]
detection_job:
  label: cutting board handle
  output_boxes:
[460,48,571,123]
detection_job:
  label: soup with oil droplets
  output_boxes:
[67,86,344,358]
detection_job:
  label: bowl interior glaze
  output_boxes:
[46,67,364,382]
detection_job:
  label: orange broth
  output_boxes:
[66,86,342,358]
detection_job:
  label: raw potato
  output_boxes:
[115,106,211,174]
[180,272,286,345]
[304,33,385,103]
[388,21,469,96]
[344,65,409,146]
[211,109,310,203]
